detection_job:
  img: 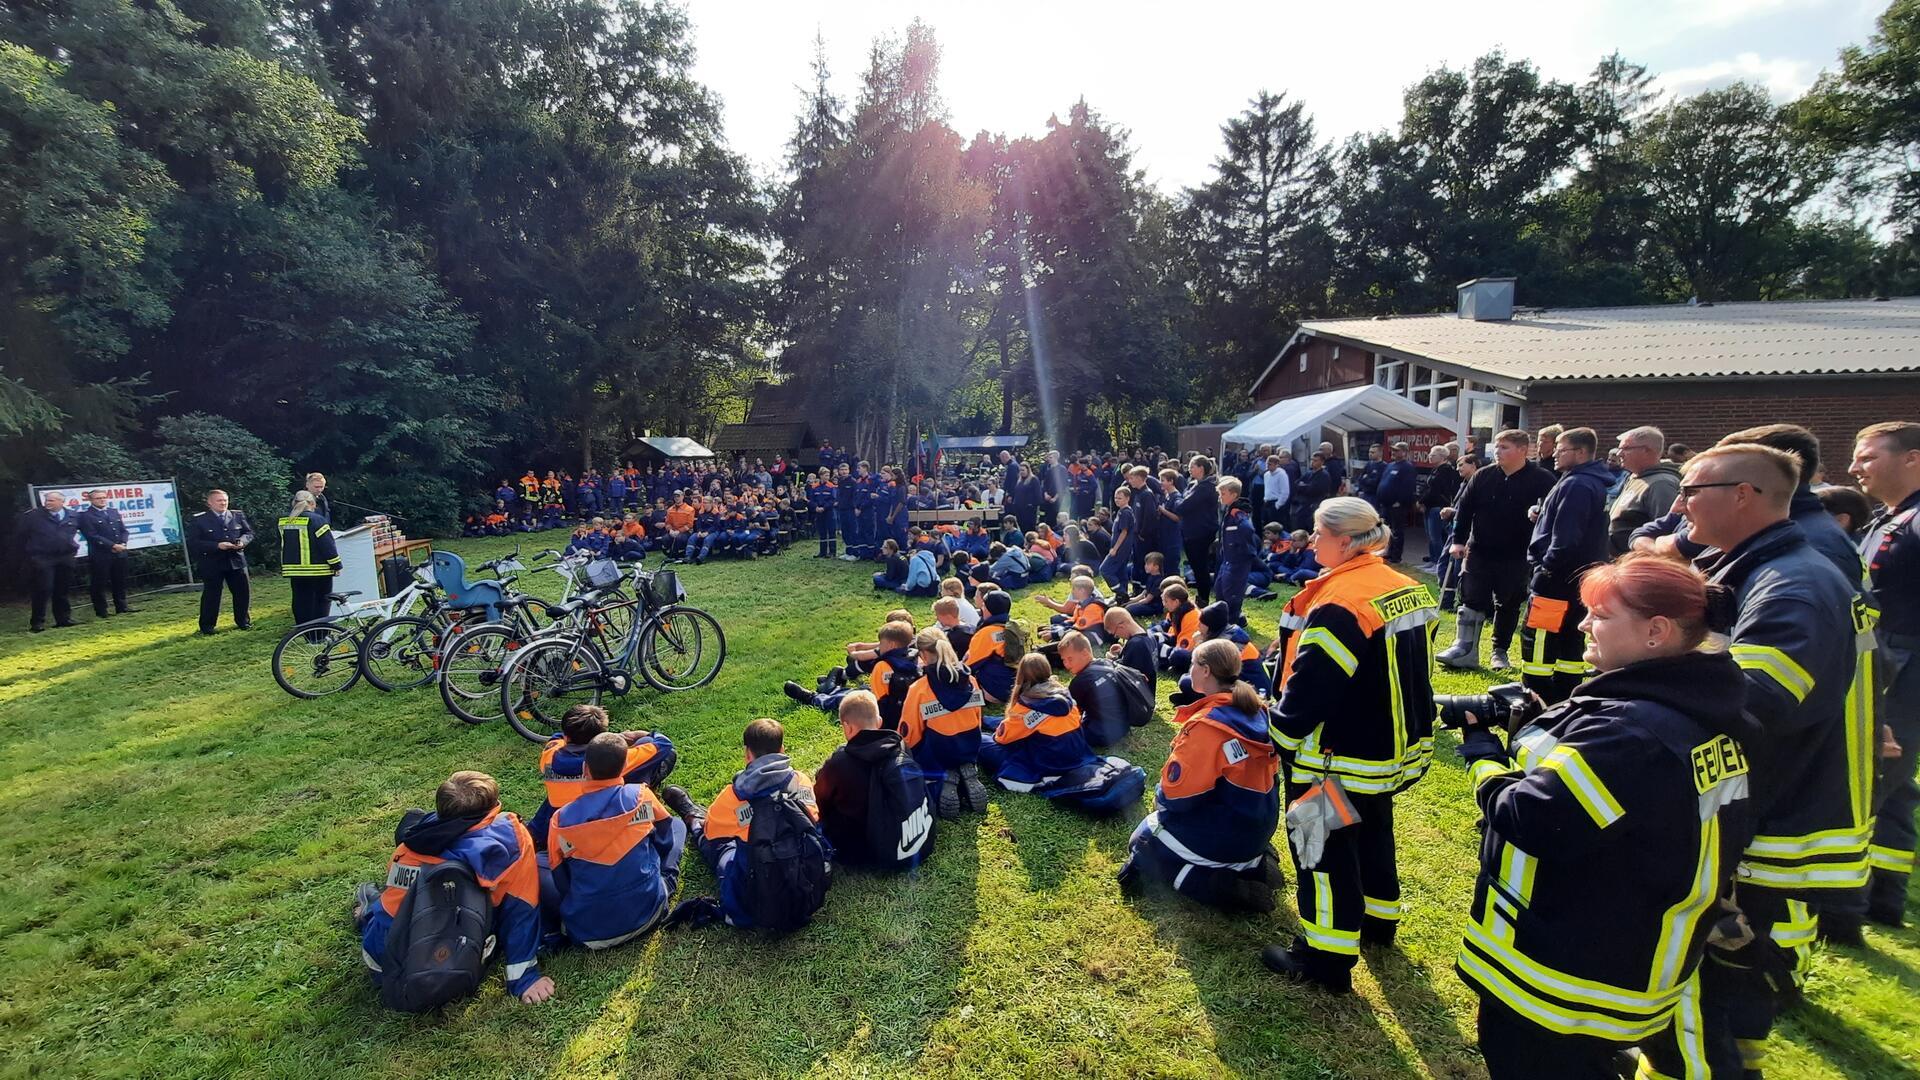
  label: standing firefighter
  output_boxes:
[281,489,342,625]
[1642,443,1869,1078]
[1523,428,1613,705]
[1261,497,1438,993]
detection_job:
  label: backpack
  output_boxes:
[378,859,496,1013]
[863,748,935,871]
[1106,660,1156,729]
[740,790,831,932]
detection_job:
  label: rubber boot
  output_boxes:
[1438,608,1486,669]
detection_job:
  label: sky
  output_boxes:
[684,0,1890,194]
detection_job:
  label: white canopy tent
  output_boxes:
[1221,384,1457,456]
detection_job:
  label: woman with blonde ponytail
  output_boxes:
[978,652,1145,814]
[1261,496,1438,994]
[1120,638,1281,912]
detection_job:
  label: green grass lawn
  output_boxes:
[1,537,1916,1078]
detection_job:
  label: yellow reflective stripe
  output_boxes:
[1744,824,1873,858]
[1651,815,1720,993]
[1363,896,1403,921]
[1464,920,1684,1015]
[1870,845,1916,874]
[1554,659,1593,675]
[1738,858,1871,889]
[1768,900,1817,951]
[1846,649,1875,828]
[1730,644,1813,703]
[1304,871,1359,955]
[1521,632,1553,676]
[1539,745,1626,829]
[1386,615,1406,761]
[1297,627,1357,676]
[1469,758,1519,789]
[1455,947,1674,1042]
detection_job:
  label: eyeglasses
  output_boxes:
[1678,482,1756,500]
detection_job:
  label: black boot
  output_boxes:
[783,680,815,706]
[1260,940,1352,995]
[658,785,706,833]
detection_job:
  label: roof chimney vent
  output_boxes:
[1456,277,1515,321]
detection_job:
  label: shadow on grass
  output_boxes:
[1780,1000,1920,1080]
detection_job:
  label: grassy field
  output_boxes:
[1,536,1916,1079]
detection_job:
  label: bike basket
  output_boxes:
[584,558,622,590]
[647,569,685,607]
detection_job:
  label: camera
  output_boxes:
[1434,682,1542,733]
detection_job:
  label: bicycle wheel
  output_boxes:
[501,638,605,742]
[359,615,443,692]
[273,620,364,699]
[640,605,726,691]
[438,624,526,725]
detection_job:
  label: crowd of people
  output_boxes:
[369,420,1920,1080]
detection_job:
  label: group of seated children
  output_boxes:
[467,488,798,564]
[355,698,944,1010]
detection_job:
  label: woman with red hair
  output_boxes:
[1454,553,1761,1078]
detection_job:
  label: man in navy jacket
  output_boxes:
[18,490,80,631]
[76,489,136,616]
[1376,442,1419,563]
[1523,428,1613,703]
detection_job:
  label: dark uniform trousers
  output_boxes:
[1459,554,1530,652]
[290,577,333,626]
[1641,887,1801,1079]
[1288,787,1401,977]
[89,553,129,615]
[1870,641,1920,911]
[1476,996,1623,1080]
[1521,595,1590,705]
[29,561,73,629]
[202,566,251,631]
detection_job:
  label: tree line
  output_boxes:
[3,0,1917,535]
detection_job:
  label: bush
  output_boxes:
[46,434,147,484]
[151,413,293,564]
[337,471,462,538]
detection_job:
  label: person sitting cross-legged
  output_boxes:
[541,733,688,950]
[900,629,991,819]
[1119,638,1282,912]
[814,691,936,871]
[977,653,1146,815]
[529,704,676,845]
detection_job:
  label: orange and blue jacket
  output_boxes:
[547,783,680,948]
[900,664,985,772]
[698,753,823,927]
[530,733,676,840]
[868,647,921,730]
[665,504,695,532]
[965,615,1016,701]
[1272,552,1438,796]
[1148,693,1279,868]
[361,807,544,996]
[519,474,540,502]
[992,688,1097,787]
[1158,602,1200,652]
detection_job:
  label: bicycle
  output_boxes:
[496,557,725,741]
[356,563,455,692]
[436,551,632,726]
[271,588,381,699]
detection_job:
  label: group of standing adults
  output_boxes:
[15,471,341,635]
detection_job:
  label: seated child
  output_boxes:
[1124,553,1168,620]
[960,519,993,560]
[872,539,908,590]
[977,653,1147,815]
[1059,629,1156,748]
[462,512,485,537]
[667,719,831,931]
[542,732,691,949]
[814,691,935,871]
[939,578,980,631]
[964,590,1024,703]
[785,620,919,730]
[352,770,552,1007]
[485,503,510,536]
[1166,601,1273,699]
[932,595,975,657]
[1000,515,1024,548]
[1150,581,1200,672]
[898,543,939,597]
[1037,575,1110,647]
[1103,607,1159,693]
[1119,638,1281,912]
[900,630,990,818]
[530,704,677,844]
[1276,530,1320,584]
[988,541,1029,591]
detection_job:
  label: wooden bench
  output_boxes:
[908,508,984,527]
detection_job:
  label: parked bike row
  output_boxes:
[270,545,726,742]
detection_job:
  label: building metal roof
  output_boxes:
[709,421,813,453]
[1273,297,1920,392]
[628,436,714,459]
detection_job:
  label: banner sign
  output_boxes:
[27,480,184,556]
[1381,428,1457,455]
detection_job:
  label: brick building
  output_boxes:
[1235,282,1920,469]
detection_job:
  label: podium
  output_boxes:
[332,524,381,615]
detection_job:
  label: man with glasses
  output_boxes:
[1645,443,1864,1079]
[1607,426,1681,556]
[1438,430,1556,672]
[1521,428,1613,703]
